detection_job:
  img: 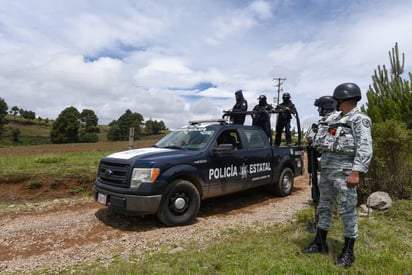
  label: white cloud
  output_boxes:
[248,0,274,20]
[1,0,412,131]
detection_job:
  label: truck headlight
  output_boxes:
[131,168,160,188]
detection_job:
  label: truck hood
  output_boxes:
[105,147,200,161]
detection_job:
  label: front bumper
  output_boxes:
[93,185,162,215]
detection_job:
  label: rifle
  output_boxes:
[307,143,320,203]
[306,142,320,232]
[222,109,282,119]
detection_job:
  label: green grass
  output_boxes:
[0,151,104,182]
[52,200,412,275]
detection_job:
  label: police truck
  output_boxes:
[93,119,304,226]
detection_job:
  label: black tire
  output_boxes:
[156,179,200,226]
[273,167,294,197]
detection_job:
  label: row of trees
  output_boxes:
[51,107,167,143]
[9,106,36,121]
[0,101,43,138]
[106,109,166,141]
[0,99,167,143]
[50,107,100,143]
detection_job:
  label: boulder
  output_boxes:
[367,191,392,210]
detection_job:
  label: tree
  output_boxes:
[0,97,8,137]
[107,109,144,141]
[362,43,412,128]
[79,109,99,142]
[50,106,81,143]
[144,119,167,135]
[20,109,36,121]
[10,106,19,120]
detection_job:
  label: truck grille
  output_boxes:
[98,161,130,186]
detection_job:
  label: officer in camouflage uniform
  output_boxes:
[303,83,373,269]
[306,96,339,145]
[305,96,338,231]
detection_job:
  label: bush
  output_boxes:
[359,120,412,202]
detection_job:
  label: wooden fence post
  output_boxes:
[128,127,135,149]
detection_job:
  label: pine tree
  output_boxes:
[359,43,412,200]
[362,43,412,128]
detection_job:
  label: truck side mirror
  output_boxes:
[213,143,234,156]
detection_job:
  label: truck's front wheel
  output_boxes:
[274,167,294,197]
[156,179,200,226]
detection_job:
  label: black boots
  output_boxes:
[304,230,356,268]
[336,237,356,268]
[303,228,329,253]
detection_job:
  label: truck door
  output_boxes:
[244,129,273,187]
[206,129,249,197]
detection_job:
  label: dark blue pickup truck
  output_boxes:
[93,119,304,226]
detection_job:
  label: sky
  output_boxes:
[1,0,412,130]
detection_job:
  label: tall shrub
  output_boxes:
[358,120,412,202]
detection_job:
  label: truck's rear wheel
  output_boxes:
[274,167,294,197]
[156,179,200,226]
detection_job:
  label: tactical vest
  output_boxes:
[313,113,357,155]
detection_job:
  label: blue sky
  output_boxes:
[1,0,412,130]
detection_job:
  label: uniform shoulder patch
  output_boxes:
[362,118,371,128]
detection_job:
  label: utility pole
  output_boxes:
[272,77,286,105]
[271,77,286,147]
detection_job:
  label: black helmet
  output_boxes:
[314,96,337,110]
[235,89,243,96]
[257,95,267,105]
[257,94,266,100]
[282,92,291,100]
[333,83,361,101]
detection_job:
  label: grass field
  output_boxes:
[0,136,162,203]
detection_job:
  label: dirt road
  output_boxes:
[0,174,311,274]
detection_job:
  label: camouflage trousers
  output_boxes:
[317,168,358,238]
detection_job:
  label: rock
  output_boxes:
[367,191,392,210]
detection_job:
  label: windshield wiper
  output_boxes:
[163,145,185,150]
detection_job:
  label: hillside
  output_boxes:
[0,115,110,146]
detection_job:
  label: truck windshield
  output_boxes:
[155,128,215,151]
